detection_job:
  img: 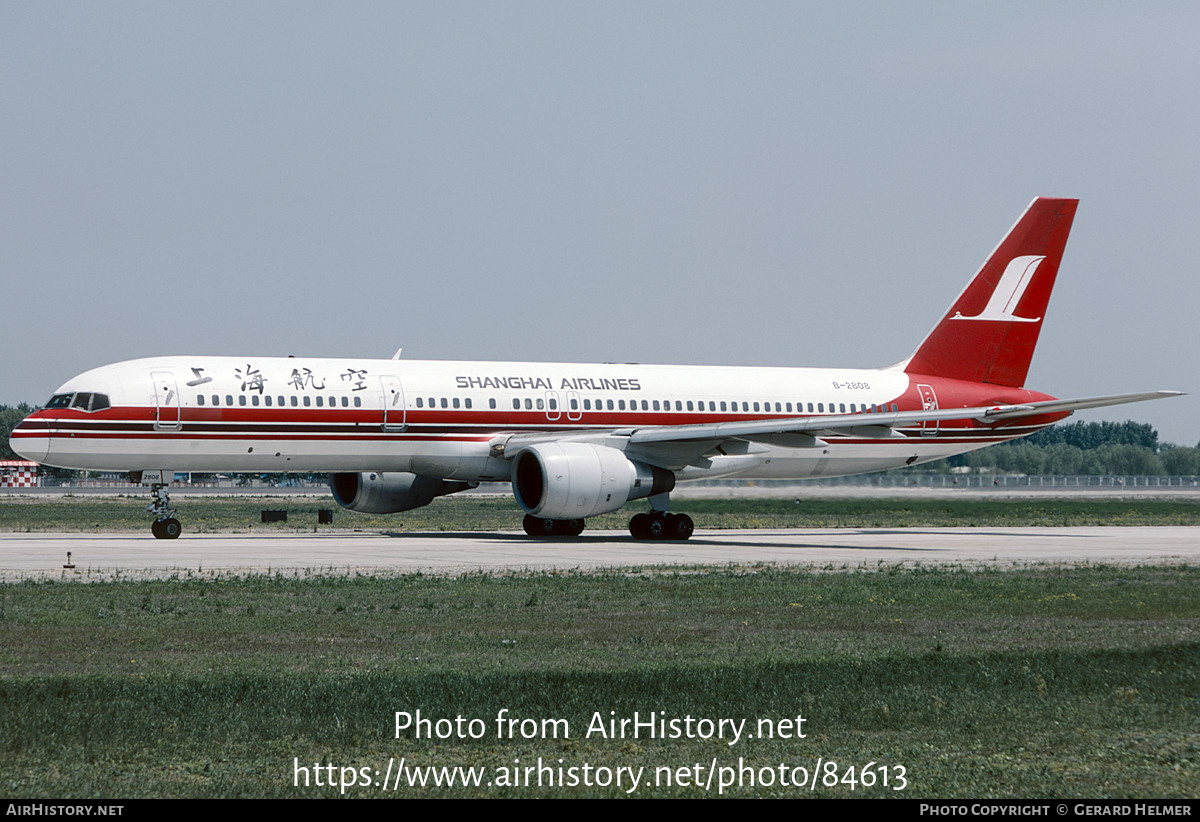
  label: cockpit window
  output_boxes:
[45,392,111,412]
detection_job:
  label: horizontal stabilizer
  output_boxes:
[979,391,1185,420]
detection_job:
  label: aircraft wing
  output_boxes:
[490,390,1183,466]
[624,390,1185,442]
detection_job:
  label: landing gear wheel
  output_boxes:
[667,513,694,541]
[146,482,180,539]
[630,512,694,540]
[523,514,556,536]
[152,518,182,539]
[151,518,181,539]
[524,515,586,537]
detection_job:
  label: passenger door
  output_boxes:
[151,371,181,431]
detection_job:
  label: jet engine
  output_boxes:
[330,471,473,514]
[511,442,674,520]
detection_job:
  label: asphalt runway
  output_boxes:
[2,527,1197,581]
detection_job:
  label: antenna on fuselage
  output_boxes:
[392,348,403,359]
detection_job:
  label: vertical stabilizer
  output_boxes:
[904,197,1078,387]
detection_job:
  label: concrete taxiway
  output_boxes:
[1,527,1197,581]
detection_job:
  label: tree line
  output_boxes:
[946,420,1199,476]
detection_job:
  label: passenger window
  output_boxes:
[489,398,497,409]
[212,395,220,406]
[239,395,247,407]
[416,397,423,408]
[584,399,591,410]
[465,398,472,409]
[607,399,614,410]
[441,398,448,409]
[654,400,661,411]
[197,395,205,406]
[226,395,234,406]
[453,397,460,409]
[818,403,824,412]
[252,395,260,406]
[547,398,555,410]
[686,401,694,411]
[354,397,362,407]
[525,398,533,410]
[839,403,846,413]
[303,396,311,407]
[569,398,577,410]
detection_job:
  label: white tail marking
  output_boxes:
[952,255,1044,322]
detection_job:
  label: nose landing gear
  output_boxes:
[133,472,182,539]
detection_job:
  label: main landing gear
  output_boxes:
[629,511,694,541]
[628,491,694,541]
[523,515,585,537]
[520,495,696,541]
[147,481,182,540]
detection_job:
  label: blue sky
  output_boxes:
[3,2,1195,443]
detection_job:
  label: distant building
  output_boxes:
[0,460,40,488]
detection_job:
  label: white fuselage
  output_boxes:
[14,355,1043,481]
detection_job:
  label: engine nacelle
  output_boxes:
[511,442,675,520]
[330,471,473,514]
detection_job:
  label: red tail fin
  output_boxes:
[904,197,1078,387]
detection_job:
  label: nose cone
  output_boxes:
[9,415,50,463]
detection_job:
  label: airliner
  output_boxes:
[9,198,1181,539]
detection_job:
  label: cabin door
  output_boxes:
[380,376,407,432]
[151,371,181,431]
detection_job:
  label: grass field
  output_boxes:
[2,565,1197,797]
[2,493,1200,532]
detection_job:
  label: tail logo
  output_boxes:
[951,255,1045,323]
